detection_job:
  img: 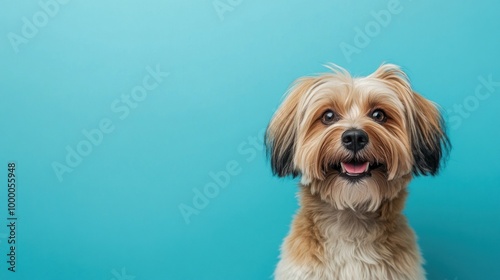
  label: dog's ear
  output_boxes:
[409,93,450,175]
[371,64,450,176]
[265,77,315,177]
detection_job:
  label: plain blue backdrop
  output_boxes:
[1,0,499,279]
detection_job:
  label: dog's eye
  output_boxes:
[321,110,336,125]
[371,109,387,123]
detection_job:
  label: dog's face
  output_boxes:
[266,64,449,211]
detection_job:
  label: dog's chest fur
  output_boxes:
[274,189,425,280]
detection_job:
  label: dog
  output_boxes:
[265,64,449,280]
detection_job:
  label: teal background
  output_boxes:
[0,0,499,279]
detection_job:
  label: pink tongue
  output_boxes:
[343,162,369,174]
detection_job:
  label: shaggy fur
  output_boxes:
[266,64,449,280]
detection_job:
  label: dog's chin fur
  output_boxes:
[308,169,407,213]
[266,64,449,280]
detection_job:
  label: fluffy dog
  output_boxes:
[265,64,449,280]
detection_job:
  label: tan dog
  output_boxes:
[266,64,449,280]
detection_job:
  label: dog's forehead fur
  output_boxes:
[297,74,406,129]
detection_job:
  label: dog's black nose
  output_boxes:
[342,129,369,152]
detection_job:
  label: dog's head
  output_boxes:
[266,64,450,211]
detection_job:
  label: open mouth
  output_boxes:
[332,161,382,179]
